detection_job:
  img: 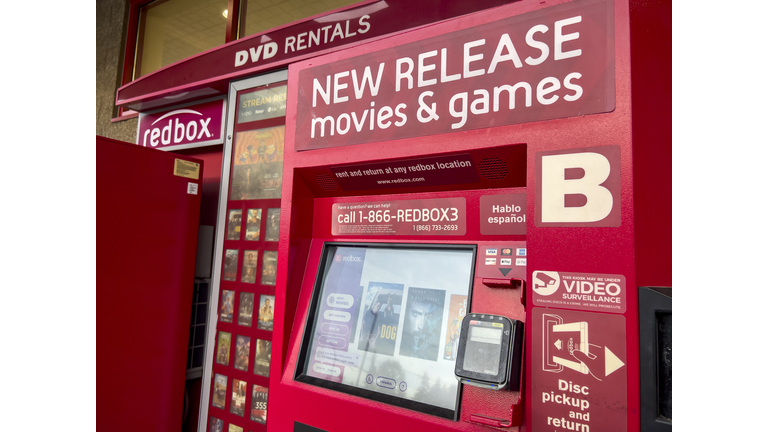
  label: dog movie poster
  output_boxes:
[230,126,285,200]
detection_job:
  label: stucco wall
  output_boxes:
[96,0,137,143]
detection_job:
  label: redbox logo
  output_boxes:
[137,98,225,149]
[535,146,621,227]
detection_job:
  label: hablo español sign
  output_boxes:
[294,0,614,150]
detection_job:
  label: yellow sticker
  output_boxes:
[174,159,200,179]
[492,323,503,328]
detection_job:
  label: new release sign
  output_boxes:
[295,0,614,150]
[137,97,226,150]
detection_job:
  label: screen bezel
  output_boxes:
[294,242,477,421]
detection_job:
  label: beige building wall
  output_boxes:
[96,0,138,143]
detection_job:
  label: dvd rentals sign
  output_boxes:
[294,0,614,150]
[137,97,226,150]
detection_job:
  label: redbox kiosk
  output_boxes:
[260,0,670,431]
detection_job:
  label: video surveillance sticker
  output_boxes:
[532,271,626,314]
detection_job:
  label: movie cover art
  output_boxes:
[238,292,254,327]
[234,335,251,372]
[241,251,258,284]
[443,295,467,361]
[264,208,280,242]
[216,331,231,366]
[228,424,243,432]
[209,417,224,432]
[212,374,227,409]
[399,287,446,361]
[261,251,277,285]
[357,282,404,356]
[251,385,268,424]
[226,209,242,240]
[230,379,247,417]
[220,290,234,323]
[230,126,285,201]
[257,295,275,331]
[223,249,239,281]
[253,339,272,377]
[245,209,262,241]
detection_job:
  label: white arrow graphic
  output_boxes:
[605,347,625,376]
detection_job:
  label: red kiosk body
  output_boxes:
[267,0,670,431]
[104,0,670,431]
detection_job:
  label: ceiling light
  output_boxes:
[222,10,228,18]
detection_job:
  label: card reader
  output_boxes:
[454,314,523,391]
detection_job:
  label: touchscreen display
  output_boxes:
[297,244,474,418]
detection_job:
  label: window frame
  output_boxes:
[115,0,241,121]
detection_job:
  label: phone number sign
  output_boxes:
[332,198,466,236]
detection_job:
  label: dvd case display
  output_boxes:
[230,126,285,201]
[241,251,258,284]
[244,209,262,241]
[399,287,446,361]
[257,295,275,331]
[238,292,254,327]
[253,339,271,377]
[212,374,227,409]
[443,295,467,361]
[216,331,231,366]
[230,379,247,417]
[357,282,404,357]
[223,249,238,281]
[261,251,277,285]
[250,385,268,424]
[228,424,243,432]
[264,208,280,241]
[209,416,224,432]
[226,209,242,240]
[234,335,251,372]
[220,290,235,323]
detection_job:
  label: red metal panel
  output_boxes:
[97,136,203,432]
[242,0,667,430]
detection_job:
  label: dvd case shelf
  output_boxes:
[209,81,287,429]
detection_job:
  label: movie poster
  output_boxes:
[220,290,234,323]
[238,292,254,327]
[245,209,262,241]
[241,251,258,284]
[399,287,446,361]
[357,282,404,356]
[251,385,268,424]
[216,331,231,366]
[230,126,285,200]
[253,339,272,377]
[234,335,250,372]
[261,251,277,285]
[226,209,242,240]
[223,249,238,281]
[257,295,275,331]
[212,374,227,409]
[230,379,247,417]
[443,295,467,361]
[209,417,224,432]
[228,424,243,432]
[264,208,280,241]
